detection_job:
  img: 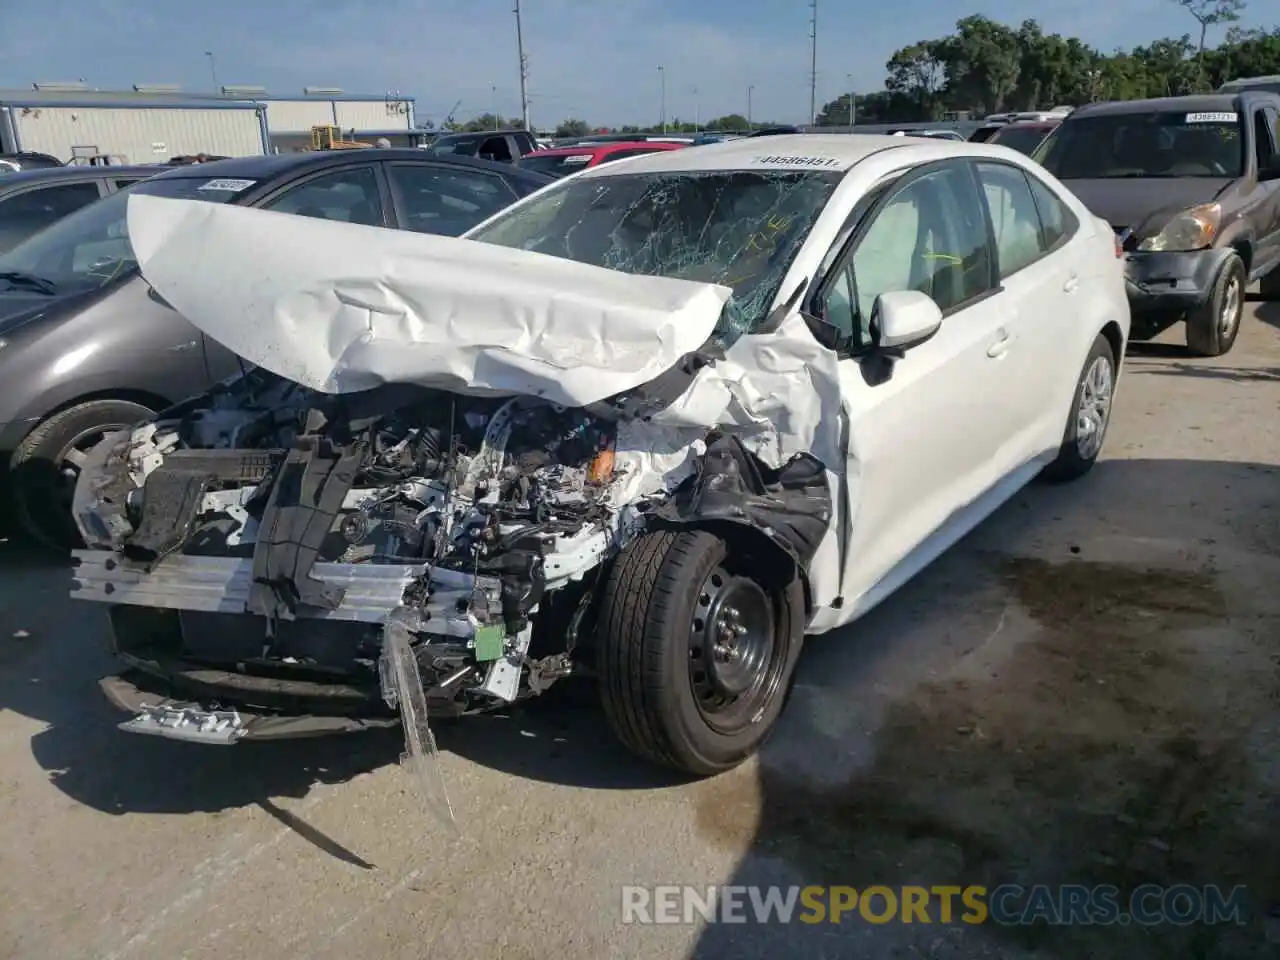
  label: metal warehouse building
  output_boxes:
[222,85,418,152]
[0,82,417,163]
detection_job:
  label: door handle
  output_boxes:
[987,331,1013,358]
[1062,273,1080,293]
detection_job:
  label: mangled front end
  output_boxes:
[69,194,842,776]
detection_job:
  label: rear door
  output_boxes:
[973,159,1085,461]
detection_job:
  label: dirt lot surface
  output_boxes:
[2,296,1279,960]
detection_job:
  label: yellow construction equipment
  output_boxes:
[310,125,372,150]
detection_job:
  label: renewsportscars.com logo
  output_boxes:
[621,884,1250,926]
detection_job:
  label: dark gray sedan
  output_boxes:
[0,149,551,548]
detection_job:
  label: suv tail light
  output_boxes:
[1114,234,1124,257]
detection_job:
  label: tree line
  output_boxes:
[429,1,1279,135]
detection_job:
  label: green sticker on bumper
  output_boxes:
[473,624,506,662]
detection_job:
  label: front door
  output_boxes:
[814,160,1015,616]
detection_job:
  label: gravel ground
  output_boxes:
[2,294,1279,960]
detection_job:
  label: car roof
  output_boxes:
[575,133,924,176]
[0,165,159,190]
[1068,94,1244,118]
[527,141,683,158]
[145,149,551,188]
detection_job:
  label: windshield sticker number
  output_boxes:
[198,178,257,192]
[753,155,841,167]
[1184,112,1237,124]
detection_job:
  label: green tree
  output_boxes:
[885,41,946,118]
[936,15,1022,114]
[554,119,590,137]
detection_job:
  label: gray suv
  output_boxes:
[0,149,551,549]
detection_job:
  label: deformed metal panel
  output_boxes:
[12,106,264,162]
[71,550,425,622]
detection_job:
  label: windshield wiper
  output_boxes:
[0,270,57,294]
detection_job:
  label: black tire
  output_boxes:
[1041,333,1116,484]
[1261,265,1280,302]
[595,529,803,777]
[10,399,154,552]
[1185,252,1245,357]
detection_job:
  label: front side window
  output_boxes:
[1039,112,1244,179]
[975,162,1046,278]
[388,164,514,236]
[467,169,841,341]
[0,174,251,296]
[829,164,993,348]
[261,166,383,226]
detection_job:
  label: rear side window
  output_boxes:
[1025,173,1078,251]
[261,166,384,226]
[975,163,1045,277]
[0,181,101,224]
[388,164,515,235]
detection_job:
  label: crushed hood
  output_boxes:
[126,194,733,408]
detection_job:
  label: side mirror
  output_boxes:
[872,290,943,350]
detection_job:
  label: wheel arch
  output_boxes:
[8,387,170,451]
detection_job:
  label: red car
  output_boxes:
[516,140,686,178]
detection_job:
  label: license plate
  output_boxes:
[119,703,245,745]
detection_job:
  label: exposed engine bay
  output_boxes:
[73,366,660,725]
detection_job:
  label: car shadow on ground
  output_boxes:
[686,457,1280,959]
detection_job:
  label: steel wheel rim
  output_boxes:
[54,424,125,511]
[1220,273,1241,336]
[1075,354,1113,461]
[688,565,781,734]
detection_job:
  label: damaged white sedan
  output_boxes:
[68,135,1129,776]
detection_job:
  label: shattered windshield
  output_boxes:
[467,169,841,341]
[0,175,250,296]
[1039,112,1243,179]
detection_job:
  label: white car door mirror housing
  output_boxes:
[872,290,943,350]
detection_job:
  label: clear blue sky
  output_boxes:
[0,0,1273,127]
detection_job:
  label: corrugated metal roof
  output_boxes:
[0,89,414,106]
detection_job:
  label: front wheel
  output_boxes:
[10,399,155,551]
[1040,333,1116,484]
[1185,253,1244,357]
[595,529,803,777]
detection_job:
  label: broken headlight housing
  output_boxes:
[1137,202,1220,252]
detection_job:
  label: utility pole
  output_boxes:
[659,66,667,133]
[846,73,855,128]
[808,0,818,125]
[513,0,530,132]
[205,51,218,94]
[747,84,754,129]
[491,83,499,128]
[692,86,699,132]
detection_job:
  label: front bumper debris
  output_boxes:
[1123,248,1224,315]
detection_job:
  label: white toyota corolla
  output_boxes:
[69,134,1129,777]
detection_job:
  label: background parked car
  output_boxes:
[517,140,686,178]
[1035,92,1280,356]
[427,129,538,163]
[0,152,65,173]
[985,120,1060,155]
[0,149,551,549]
[0,165,157,255]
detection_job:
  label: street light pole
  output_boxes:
[205,51,218,94]
[808,0,818,125]
[747,84,754,130]
[513,0,530,132]
[692,86,699,132]
[846,73,855,129]
[659,67,667,133]
[491,83,499,128]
